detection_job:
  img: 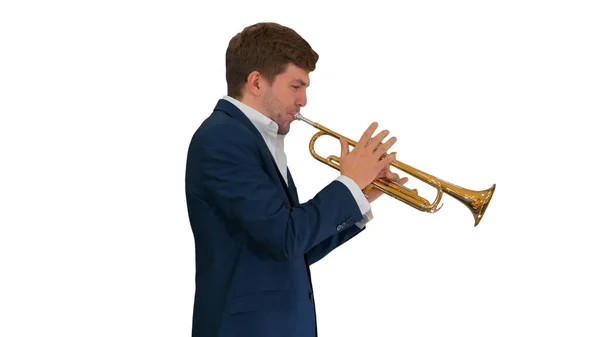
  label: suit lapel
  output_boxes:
[214,99,296,206]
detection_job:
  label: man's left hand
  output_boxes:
[364,165,408,203]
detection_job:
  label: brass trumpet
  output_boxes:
[294,113,495,227]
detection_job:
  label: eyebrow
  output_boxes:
[292,79,309,87]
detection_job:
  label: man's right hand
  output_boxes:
[338,122,397,190]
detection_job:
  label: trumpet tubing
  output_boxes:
[295,113,495,227]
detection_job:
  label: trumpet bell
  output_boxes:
[454,183,496,227]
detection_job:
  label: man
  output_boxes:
[185,22,406,337]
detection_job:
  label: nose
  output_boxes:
[296,91,307,108]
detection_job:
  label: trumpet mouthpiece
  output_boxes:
[294,113,316,127]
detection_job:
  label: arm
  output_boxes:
[189,123,363,261]
[305,176,373,265]
[305,222,365,265]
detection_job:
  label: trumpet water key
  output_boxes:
[294,113,495,227]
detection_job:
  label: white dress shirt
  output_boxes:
[223,95,373,228]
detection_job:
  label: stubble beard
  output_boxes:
[262,91,291,135]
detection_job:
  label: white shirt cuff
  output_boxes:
[336,175,374,228]
[354,209,373,229]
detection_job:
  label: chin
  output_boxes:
[278,126,291,135]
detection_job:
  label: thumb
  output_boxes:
[339,138,349,157]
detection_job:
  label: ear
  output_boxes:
[246,71,262,96]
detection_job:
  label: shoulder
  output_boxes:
[189,111,258,155]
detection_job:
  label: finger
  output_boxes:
[390,177,409,186]
[375,138,397,158]
[357,122,378,148]
[339,138,349,157]
[385,171,398,180]
[379,152,396,169]
[380,170,397,182]
[367,129,390,152]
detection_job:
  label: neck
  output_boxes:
[236,94,269,119]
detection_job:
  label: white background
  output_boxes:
[1,0,599,336]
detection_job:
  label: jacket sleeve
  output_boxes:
[305,224,365,265]
[190,123,363,261]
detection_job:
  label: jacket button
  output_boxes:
[336,224,343,231]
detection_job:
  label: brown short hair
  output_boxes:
[225,22,319,99]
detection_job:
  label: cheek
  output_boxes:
[280,93,295,108]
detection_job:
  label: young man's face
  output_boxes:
[260,63,310,135]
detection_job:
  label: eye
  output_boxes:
[292,85,300,90]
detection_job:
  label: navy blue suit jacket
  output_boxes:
[185,99,366,337]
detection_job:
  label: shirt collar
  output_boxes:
[222,95,282,138]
